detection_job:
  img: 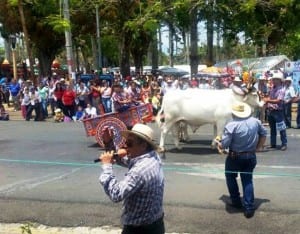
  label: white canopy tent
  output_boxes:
[215,55,290,74]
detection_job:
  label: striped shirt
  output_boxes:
[99,150,164,226]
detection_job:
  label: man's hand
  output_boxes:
[214,136,225,155]
[263,97,269,103]
[99,150,114,164]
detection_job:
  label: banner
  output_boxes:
[285,61,300,93]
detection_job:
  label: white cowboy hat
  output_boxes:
[258,75,267,80]
[231,102,252,118]
[270,71,284,80]
[121,123,157,149]
[285,77,293,82]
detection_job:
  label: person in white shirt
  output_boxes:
[162,77,178,95]
[283,77,297,128]
[84,103,97,118]
[25,88,42,121]
[76,81,89,108]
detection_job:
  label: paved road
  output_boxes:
[0,120,299,234]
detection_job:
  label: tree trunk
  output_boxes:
[91,36,97,72]
[190,7,199,76]
[158,25,162,66]
[37,51,54,78]
[18,0,36,85]
[119,32,131,78]
[168,23,174,67]
[151,31,159,71]
[206,0,214,66]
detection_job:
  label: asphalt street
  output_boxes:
[0,119,299,234]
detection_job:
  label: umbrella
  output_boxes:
[157,67,189,77]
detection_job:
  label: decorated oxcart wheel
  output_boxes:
[95,117,127,148]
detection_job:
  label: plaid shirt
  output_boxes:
[99,150,164,226]
[267,85,285,110]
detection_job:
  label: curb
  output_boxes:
[0,223,121,234]
[0,223,184,234]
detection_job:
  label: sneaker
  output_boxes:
[280,145,287,151]
[267,145,276,149]
[244,210,255,218]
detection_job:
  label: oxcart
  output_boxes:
[82,103,153,148]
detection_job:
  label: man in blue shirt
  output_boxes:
[217,102,267,218]
[98,123,165,234]
[8,78,21,111]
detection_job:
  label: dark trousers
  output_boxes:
[283,102,292,128]
[26,103,41,121]
[122,217,165,234]
[225,154,257,211]
[267,110,287,147]
[297,102,300,128]
[64,104,75,119]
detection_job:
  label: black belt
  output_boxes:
[228,151,255,158]
[124,215,164,229]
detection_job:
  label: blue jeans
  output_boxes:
[41,99,48,118]
[225,154,257,211]
[267,110,287,147]
[102,97,112,113]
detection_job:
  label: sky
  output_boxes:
[160,22,214,54]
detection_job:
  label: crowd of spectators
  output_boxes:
[0,71,300,127]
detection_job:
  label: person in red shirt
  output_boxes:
[141,81,152,103]
[189,75,198,88]
[89,79,101,114]
[62,84,76,119]
[54,81,65,112]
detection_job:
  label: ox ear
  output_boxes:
[240,85,249,94]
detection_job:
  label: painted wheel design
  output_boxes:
[84,120,94,136]
[95,117,127,148]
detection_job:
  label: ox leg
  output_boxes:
[211,124,218,149]
[159,127,167,153]
[172,123,182,150]
[211,121,227,151]
[183,122,190,142]
[178,121,189,142]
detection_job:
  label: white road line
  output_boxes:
[0,167,82,195]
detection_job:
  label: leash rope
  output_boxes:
[0,158,299,178]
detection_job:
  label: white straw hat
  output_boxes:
[231,102,252,118]
[285,77,293,82]
[121,123,157,149]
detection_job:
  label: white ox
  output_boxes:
[156,86,264,153]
